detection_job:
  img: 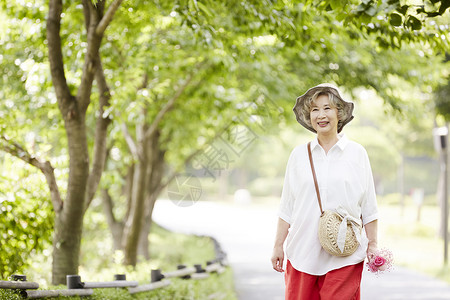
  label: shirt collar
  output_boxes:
[310,137,320,150]
[311,133,349,151]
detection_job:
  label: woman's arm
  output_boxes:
[365,219,378,258]
[271,218,290,272]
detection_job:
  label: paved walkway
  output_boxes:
[153,200,450,300]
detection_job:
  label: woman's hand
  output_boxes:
[271,218,289,272]
[366,241,378,260]
[364,220,378,260]
[271,246,285,272]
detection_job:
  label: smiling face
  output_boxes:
[310,94,339,136]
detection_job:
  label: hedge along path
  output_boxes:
[1,236,228,298]
[129,261,227,294]
[1,262,227,298]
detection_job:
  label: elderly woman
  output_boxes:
[271,84,378,300]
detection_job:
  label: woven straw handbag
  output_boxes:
[307,142,361,257]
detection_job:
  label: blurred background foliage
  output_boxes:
[0,0,449,285]
[0,162,53,279]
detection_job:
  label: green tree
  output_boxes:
[1,0,121,283]
[98,5,294,264]
[0,0,449,284]
[435,58,450,122]
[0,163,53,278]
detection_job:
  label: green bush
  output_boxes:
[0,269,236,299]
[0,289,21,300]
[0,170,53,279]
[1,223,237,299]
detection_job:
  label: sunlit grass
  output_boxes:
[378,201,450,283]
[10,223,237,299]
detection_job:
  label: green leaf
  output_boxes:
[439,1,450,15]
[415,7,425,14]
[188,0,199,12]
[197,2,213,18]
[387,0,400,5]
[425,11,441,17]
[396,5,408,15]
[365,5,378,16]
[389,13,402,26]
[355,3,367,13]
[406,15,422,31]
[376,36,390,48]
[336,12,347,22]
[360,13,372,24]
[329,0,340,10]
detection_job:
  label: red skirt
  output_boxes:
[285,260,364,300]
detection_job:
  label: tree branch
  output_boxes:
[101,188,125,250]
[123,164,134,223]
[47,0,75,119]
[84,56,113,211]
[121,123,139,159]
[0,136,63,213]
[77,1,104,112]
[82,0,91,31]
[144,61,208,140]
[101,188,118,227]
[157,127,226,194]
[96,0,124,35]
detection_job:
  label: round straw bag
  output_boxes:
[318,210,360,257]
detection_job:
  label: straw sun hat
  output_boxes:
[293,83,354,133]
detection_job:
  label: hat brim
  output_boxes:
[293,84,354,134]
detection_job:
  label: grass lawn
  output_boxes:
[378,201,450,283]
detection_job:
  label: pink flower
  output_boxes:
[373,256,385,267]
[366,248,393,274]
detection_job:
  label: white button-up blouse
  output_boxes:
[278,134,378,275]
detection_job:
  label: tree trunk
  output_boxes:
[47,0,121,284]
[101,189,124,251]
[137,193,159,259]
[137,215,151,260]
[122,122,148,266]
[137,130,166,259]
[113,69,198,264]
[122,159,148,265]
[52,118,90,284]
[104,134,166,261]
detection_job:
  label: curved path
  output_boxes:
[153,200,450,300]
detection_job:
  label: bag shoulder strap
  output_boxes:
[307,142,324,215]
